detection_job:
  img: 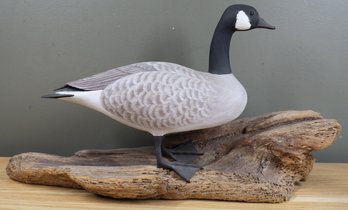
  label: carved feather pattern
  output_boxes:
[100,64,217,130]
[67,63,158,91]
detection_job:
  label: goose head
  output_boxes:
[221,4,275,31]
[209,4,275,74]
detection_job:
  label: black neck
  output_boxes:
[209,22,235,74]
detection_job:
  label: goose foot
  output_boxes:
[154,136,202,182]
[157,159,201,182]
[162,139,204,163]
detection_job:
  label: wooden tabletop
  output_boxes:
[1,157,347,210]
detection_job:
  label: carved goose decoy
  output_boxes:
[43,4,275,182]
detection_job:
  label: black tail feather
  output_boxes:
[41,93,74,99]
[54,85,86,92]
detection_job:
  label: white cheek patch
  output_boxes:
[235,11,251,30]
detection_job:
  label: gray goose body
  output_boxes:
[58,62,247,136]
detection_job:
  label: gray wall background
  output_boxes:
[0,0,347,162]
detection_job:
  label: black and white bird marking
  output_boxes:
[43,4,275,182]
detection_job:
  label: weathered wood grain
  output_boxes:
[6,110,341,203]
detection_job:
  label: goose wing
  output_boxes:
[101,70,218,133]
[60,62,159,91]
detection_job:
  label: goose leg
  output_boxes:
[154,136,201,182]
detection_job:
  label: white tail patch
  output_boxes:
[57,90,104,112]
[235,11,251,30]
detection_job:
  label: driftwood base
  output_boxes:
[6,110,341,203]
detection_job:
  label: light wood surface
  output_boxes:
[1,157,347,210]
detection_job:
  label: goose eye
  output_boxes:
[249,11,254,16]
